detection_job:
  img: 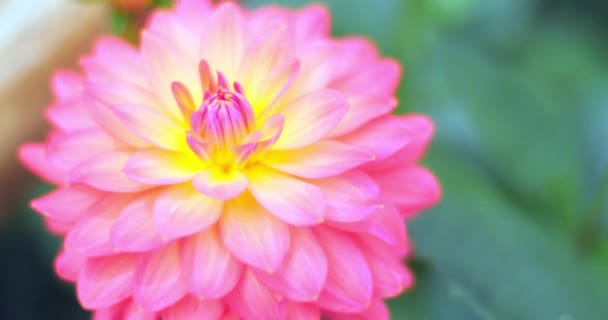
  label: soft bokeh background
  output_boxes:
[1,0,607,319]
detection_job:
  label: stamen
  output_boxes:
[217,71,230,90]
[186,133,212,161]
[199,60,216,93]
[233,81,245,96]
[171,81,195,119]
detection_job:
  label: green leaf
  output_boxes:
[110,10,130,36]
[388,259,484,320]
[396,148,608,319]
[153,0,174,7]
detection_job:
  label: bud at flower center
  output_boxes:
[192,88,254,148]
[183,69,257,168]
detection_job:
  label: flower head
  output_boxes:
[19,0,440,319]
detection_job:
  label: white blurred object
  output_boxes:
[0,0,108,87]
[0,0,108,204]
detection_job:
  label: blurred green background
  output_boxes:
[3,0,608,319]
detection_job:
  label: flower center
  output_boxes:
[173,60,284,171]
[192,79,255,148]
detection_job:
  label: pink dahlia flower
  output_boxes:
[19,0,440,319]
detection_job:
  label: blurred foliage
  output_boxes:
[108,0,172,43]
[4,0,608,319]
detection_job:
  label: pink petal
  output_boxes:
[232,132,263,165]
[192,168,248,200]
[252,59,300,117]
[330,95,397,137]
[110,193,165,252]
[248,6,290,36]
[201,3,246,81]
[362,300,391,320]
[290,41,340,94]
[248,165,325,225]
[18,143,65,184]
[31,184,100,223]
[334,58,401,95]
[287,302,320,320]
[83,79,156,110]
[367,114,435,170]
[364,205,408,248]
[92,303,126,320]
[293,37,378,94]
[374,166,441,216]
[186,132,212,161]
[317,171,382,223]
[80,54,139,89]
[253,114,285,155]
[123,301,158,320]
[46,96,96,132]
[163,296,224,320]
[220,196,290,272]
[174,0,212,31]
[328,205,409,251]
[239,26,293,112]
[68,151,150,192]
[111,104,188,151]
[84,36,147,87]
[124,149,201,185]
[64,195,132,256]
[172,82,196,119]
[325,299,390,320]
[255,228,327,302]
[43,216,73,236]
[83,90,150,148]
[81,74,157,109]
[144,17,198,74]
[51,70,84,99]
[134,242,187,312]
[154,184,223,240]
[46,129,119,171]
[263,141,372,179]
[220,310,242,320]
[358,239,414,298]
[140,31,199,120]
[226,270,287,320]
[315,228,372,313]
[339,115,413,162]
[273,89,348,150]
[77,254,138,309]
[293,4,330,43]
[55,250,86,281]
[181,227,243,299]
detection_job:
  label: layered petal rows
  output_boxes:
[19,0,440,319]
